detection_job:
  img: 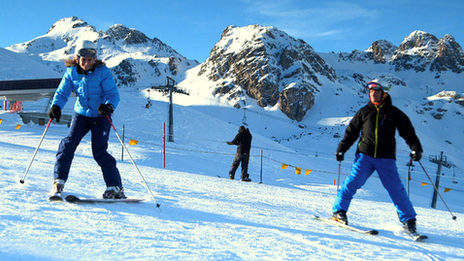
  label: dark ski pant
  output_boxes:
[332,153,416,223]
[53,113,122,187]
[229,153,249,179]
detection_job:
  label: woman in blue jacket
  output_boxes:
[48,40,125,199]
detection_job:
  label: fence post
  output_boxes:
[163,122,166,168]
[121,124,125,161]
[259,150,263,184]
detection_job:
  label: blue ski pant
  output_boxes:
[332,153,416,223]
[53,113,122,187]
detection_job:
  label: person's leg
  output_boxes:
[240,153,250,180]
[332,153,375,213]
[54,113,89,181]
[91,116,122,187]
[376,158,416,223]
[229,153,241,179]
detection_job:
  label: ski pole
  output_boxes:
[406,158,413,197]
[417,160,457,220]
[20,119,52,184]
[337,161,341,191]
[106,116,160,208]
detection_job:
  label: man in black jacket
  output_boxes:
[227,126,252,182]
[332,79,423,235]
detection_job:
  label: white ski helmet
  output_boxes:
[75,40,97,58]
[366,79,390,92]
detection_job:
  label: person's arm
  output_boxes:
[99,66,120,109]
[396,109,423,160]
[51,68,73,108]
[337,109,363,154]
[227,133,241,145]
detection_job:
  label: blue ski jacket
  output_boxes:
[52,64,119,118]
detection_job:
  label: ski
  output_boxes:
[406,231,428,242]
[218,175,253,182]
[65,195,144,203]
[49,193,63,201]
[312,215,379,235]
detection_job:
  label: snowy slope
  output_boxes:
[0,47,61,80]
[1,82,463,260]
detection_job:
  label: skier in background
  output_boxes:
[332,79,423,234]
[48,39,126,199]
[227,126,252,182]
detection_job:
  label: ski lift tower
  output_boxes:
[151,76,189,142]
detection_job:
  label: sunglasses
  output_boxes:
[367,82,384,91]
[78,48,97,58]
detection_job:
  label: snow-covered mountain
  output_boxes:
[6,17,464,124]
[6,16,199,87]
[328,30,464,74]
[192,24,338,121]
[182,27,464,122]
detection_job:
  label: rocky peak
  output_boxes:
[106,24,150,45]
[47,16,95,35]
[199,24,337,121]
[367,40,397,63]
[391,31,464,73]
[6,16,198,87]
[332,40,397,64]
[430,34,464,73]
[391,31,440,72]
[397,30,439,52]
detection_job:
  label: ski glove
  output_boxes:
[410,144,422,161]
[98,104,114,116]
[336,151,344,162]
[410,150,421,161]
[48,105,61,122]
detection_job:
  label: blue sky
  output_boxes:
[1,0,463,62]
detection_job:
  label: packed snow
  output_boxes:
[1,80,463,260]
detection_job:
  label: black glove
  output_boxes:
[98,104,114,116]
[410,150,421,161]
[226,141,233,145]
[48,105,61,122]
[410,144,422,161]
[336,151,344,162]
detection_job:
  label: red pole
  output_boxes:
[163,122,166,168]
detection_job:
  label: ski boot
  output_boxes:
[403,219,417,234]
[52,179,65,194]
[241,174,251,182]
[332,210,348,225]
[103,186,127,199]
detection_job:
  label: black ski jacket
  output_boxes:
[336,95,422,159]
[229,128,252,155]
